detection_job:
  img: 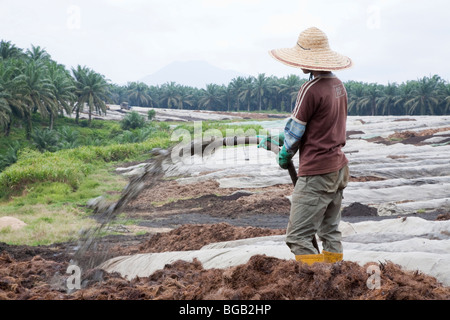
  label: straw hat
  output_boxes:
[269,27,352,71]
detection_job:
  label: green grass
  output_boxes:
[0,136,171,198]
[0,164,131,245]
[0,204,97,246]
[0,116,267,245]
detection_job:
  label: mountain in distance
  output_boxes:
[140,60,249,89]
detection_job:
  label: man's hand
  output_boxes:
[257,132,285,150]
[277,145,294,170]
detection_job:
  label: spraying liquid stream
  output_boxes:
[71,147,176,271]
[70,136,270,272]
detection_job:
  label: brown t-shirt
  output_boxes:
[292,74,348,176]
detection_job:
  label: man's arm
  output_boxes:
[278,117,306,169]
[283,117,306,153]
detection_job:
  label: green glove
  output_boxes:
[277,145,294,170]
[257,132,285,150]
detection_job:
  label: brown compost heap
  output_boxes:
[1,221,450,300]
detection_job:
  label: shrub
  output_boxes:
[115,131,139,144]
[31,128,60,152]
[82,136,107,146]
[0,141,20,172]
[58,126,80,145]
[120,111,146,130]
[115,127,157,144]
[148,109,156,120]
[0,148,91,194]
[158,122,171,131]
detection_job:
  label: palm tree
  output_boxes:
[26,45,51,63]
[377,82,398,115]
[199,84,224,110]
[404,75,441,115]
[47,61,75,129]
[439,83,450,115]
[0,40,23,60]
[72,65,110,126]
[0,59,27,136]
[222,84,233,112]
[108,83,127,105]
[127,82,153,107]
[230,77,245,111]
[360,83,382,116]
[254,73,269,111]
[0,61,12,132]
[394,81,415,115]
[239,76,255,112]
[0,85,11,130]
[19,60,57,139]
[159,82,183,109]
[148,85,161,108]
[265,76,280,111]
[280,75,303,112]
[178,86,194,110]
[346,81,366,115]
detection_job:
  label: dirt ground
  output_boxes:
[1,173,449,300]
[367,126,450,146]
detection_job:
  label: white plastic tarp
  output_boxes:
[145,116,450,215]
[99,217,450,286]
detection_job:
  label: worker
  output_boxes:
[263,27,352,265]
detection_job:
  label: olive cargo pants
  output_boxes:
[286,165,349,255]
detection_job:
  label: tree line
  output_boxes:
[114,74,450,117]
[1,40,449,138]
[0,40,110,138]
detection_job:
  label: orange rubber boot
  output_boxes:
[295,254,324,265]
[323,251,343,263]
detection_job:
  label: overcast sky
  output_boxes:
[1,0,449,86]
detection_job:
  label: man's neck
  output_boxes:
[312,71,333,78]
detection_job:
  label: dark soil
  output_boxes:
[436,213,450,221]
[125,179,293,222]
[342,202,378,217]
[346,130,365,138]
[137,223,285,254]
[393,118,417,122]
[0,242,72,263]
[369,127,450,146]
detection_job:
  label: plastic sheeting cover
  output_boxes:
[99,217,450,286]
